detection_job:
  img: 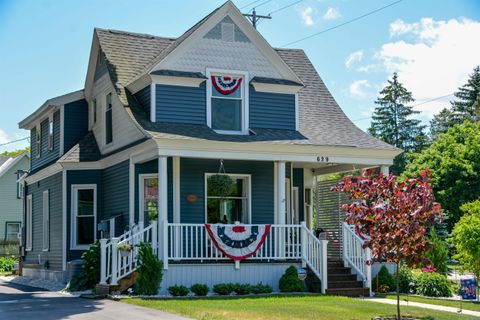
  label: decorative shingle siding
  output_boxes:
[64,99,88,153]
[249,88,296,130]
[94,51,109,82]
[293,168,304,222]
[134,85,151,118]
[155,83,206,124]
[24,172,63,271]
[180,159,274,224]
[30,111,60,172]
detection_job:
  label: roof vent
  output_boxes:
[221,23,235,42]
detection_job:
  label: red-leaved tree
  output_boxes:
[332,169,442,320]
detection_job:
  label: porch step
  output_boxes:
[96,272,139,295]
[327,267,351,274]
[328,273,357,282]
[326,287,370,297]
[328,280,364,288]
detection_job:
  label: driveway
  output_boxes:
[0,279,190,320]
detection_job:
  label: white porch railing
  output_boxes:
[301,222,328,293]
[342,222,372,295]
[100,221,157,286]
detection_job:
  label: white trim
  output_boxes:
[204,173,252,224]
[42,190,50,251]
[150,83,156,122]
[0,153,29,179]
[139,173,159,226]
[158,156,168,222]
[128,74,205,94]
[62,170,67,271]
[25,194,33,251]
[173,157,181,223]
[59,105,65,155]
[273,162,278,224]
[206,68,249,135]
[129,159,135,226]
[277,161,286,225]
[295,93,299,131]
[70,184,97,250]
[251,82,302,94]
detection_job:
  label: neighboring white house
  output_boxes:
[0,153,29,242]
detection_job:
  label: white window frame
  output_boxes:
[206,68,249,135]
[204,173,252,224]
[5,222,21,242]
[138,173,159,226]
[42,190,50,251]
[71,184,97,250]
[25,194,33,251]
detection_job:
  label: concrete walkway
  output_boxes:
[367,297,480,318]
[0,279,190,320]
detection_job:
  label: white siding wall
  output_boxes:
[91,73,144,155]
[0,156,29,240]
[160,262,301,294]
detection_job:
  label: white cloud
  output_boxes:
[349,80,371,98]
[300,7,316,27]
[345,50,363,69]
[323,7,341,20]
[0,129,9,144]
[376,17,480,117]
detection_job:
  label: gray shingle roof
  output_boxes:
[61,131,101,163]
[95,20,398,151]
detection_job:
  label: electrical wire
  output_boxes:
[0,136,30,147]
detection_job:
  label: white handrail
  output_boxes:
[342,222,372,295]
[301,222,328,294]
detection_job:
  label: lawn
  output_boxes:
[380,294,480,313]
[122,295,477,320]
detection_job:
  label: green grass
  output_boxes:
[379,294,480,312]
[122,295,478,320]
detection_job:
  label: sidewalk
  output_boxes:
[367,298,480,318]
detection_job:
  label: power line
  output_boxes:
[0,136,30,147]
[240,0,263,10]
[268,0,303,16]
[250,0,273,12]
[281,0,403,47]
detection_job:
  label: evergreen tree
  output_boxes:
[368,72,427,174]
[451,66,480,123]
[429,108,455,140]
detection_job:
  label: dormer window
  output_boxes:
[105,93,113,144]
[48,119,54,151]
[35,126,41,158]
[207,70,248,134]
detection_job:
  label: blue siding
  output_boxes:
[64,99,88,152]
[135,86,151,118]
[134,159,173,223]
[155,83,206,124]
[24,172,63,271]
[293,168,304,221]
[66,170,102,262]
[180,159,274,224]
[30,111,61,172]
[102,160,129,236]
[249,88,296,130]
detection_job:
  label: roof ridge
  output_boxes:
[95,27,177,41]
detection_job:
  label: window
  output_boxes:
[5,222,20,242]
[93,99,97,124]
[16,171,23,199]
[35,126,41,158]
[208,71,247,134]
[25,195,32,250]
[139,174,158,225]
[72,185,96,249]
[48,119,54,151]
[205,174,250,224]
[42,190,49,251]
[105,93,113,144]
[221,23,234,42]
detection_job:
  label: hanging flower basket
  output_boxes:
[117,243,133,257]
[208,174,234,198]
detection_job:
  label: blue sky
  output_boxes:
[0,0,479,152]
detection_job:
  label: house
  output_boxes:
[18,1,400,294]
[0,153,29,243]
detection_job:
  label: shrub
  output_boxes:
[190,283,209,296]
[233,283,252,295]
[373,265,395,293]
[251,283,273,294]
[425,228,448,273]
[0,256,16,273]
[416,272,452,297]
[81,242,100,287]
[279,266,304,292]
[213,283,235,295]
[398,265,415,294]
[168,285,189,296]
[135,242,163,295]
[65,272,89,292]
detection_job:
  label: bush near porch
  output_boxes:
[122,295,473,320]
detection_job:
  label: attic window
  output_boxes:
[35,126,41,158]
[48,119,54,151]
[221,23,234,42]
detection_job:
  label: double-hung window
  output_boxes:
[105,93,113,144]
[72,185,96,249]
[25,195,32,250]
[5,222,20,242]
[48,119,54,151]
[42,190,49,251]
[208,71,247,134]
[35,126,41,158]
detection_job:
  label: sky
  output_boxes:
[0,0,479,152]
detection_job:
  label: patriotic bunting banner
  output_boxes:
[205,224,271,261]
[211,75,243,95]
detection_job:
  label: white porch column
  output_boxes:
[277,161,286,225]
[158,156,168,266]
[172,157,180,223]
[128,158,135,228]
[381,165,389,176]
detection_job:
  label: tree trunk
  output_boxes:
[396,262,401,320]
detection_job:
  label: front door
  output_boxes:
[285,179,299,224]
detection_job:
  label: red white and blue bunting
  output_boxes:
[205,224,271,261]
[211,75,243,95]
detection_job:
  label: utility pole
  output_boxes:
[243,8,271,29]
